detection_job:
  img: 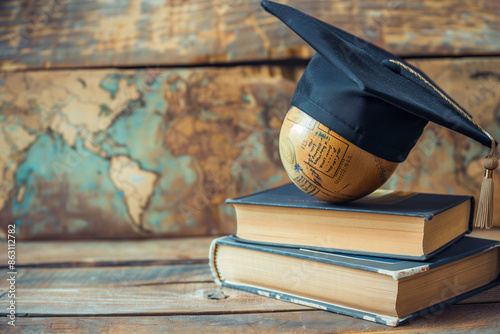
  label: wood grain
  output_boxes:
[1,0,500,70]
[458,286,500,304]
[2,264,213,288]
[0,237,214,267]
[0,283,310,316]
[2,304,500,333]
[0,267,497,324]
[4,263,498,297]
[0,236,498,332]
[0,254,497,317]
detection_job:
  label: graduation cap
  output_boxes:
[261,0,498,228]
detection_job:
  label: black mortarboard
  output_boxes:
[261,1,499,228]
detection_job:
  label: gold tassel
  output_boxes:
[388,59,499,228]
[475,138,499,229]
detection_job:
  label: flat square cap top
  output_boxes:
[261,0,495,162]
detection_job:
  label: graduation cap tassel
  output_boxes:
[384,59,498,229]
[475,135,499,229]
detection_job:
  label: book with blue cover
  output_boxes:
[226,183,474,260]
[209,235,500,326]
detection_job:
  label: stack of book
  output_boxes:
[209,183,500,326]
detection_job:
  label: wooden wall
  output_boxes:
[1,0,500,239]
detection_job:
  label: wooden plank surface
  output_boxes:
[0,237,499,332]
[0,269,498,331]
[3,264,214,288]
[1,264,497,316]
[0,283,311,316]
[0,263,215,289]
[3,304,500,334]
[0,237,214,267]
[1,0,500,71]
[0,258,310,317]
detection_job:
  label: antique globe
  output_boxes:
[279,107,399,202]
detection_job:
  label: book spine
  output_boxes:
[467,196,475,233]
[220,280,400,326]
[209,238,400,326]
[208,238,224,286]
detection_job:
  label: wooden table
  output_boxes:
[1,229,500,333]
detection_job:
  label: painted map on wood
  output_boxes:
[0,67,293,239]
[2,58,500,239]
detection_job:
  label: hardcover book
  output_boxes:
[209,235,500,326]
[226,183,474,260]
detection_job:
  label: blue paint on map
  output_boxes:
[268,175,283,184]
[67,218,90,233]
[12,132,132,227]
[155,100,165,110]
[30,217,53,235]
[242,94,252,103]
[15,133,57,185]
[201,76,208,87]
[130,175,146,184]
[97,85,200,231]
[100,75,119,99]
[143,209,172,230]
[100,73,128,99]
[101,140,129,156]
[222,205,235,216]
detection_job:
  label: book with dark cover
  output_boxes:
[227,183,474,218]
[226,183,474,260]
[210,235,500,326]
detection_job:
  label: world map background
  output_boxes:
[0,67,293,239]
[1,58,500,240]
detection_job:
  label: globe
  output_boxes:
[279,107,399,202]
